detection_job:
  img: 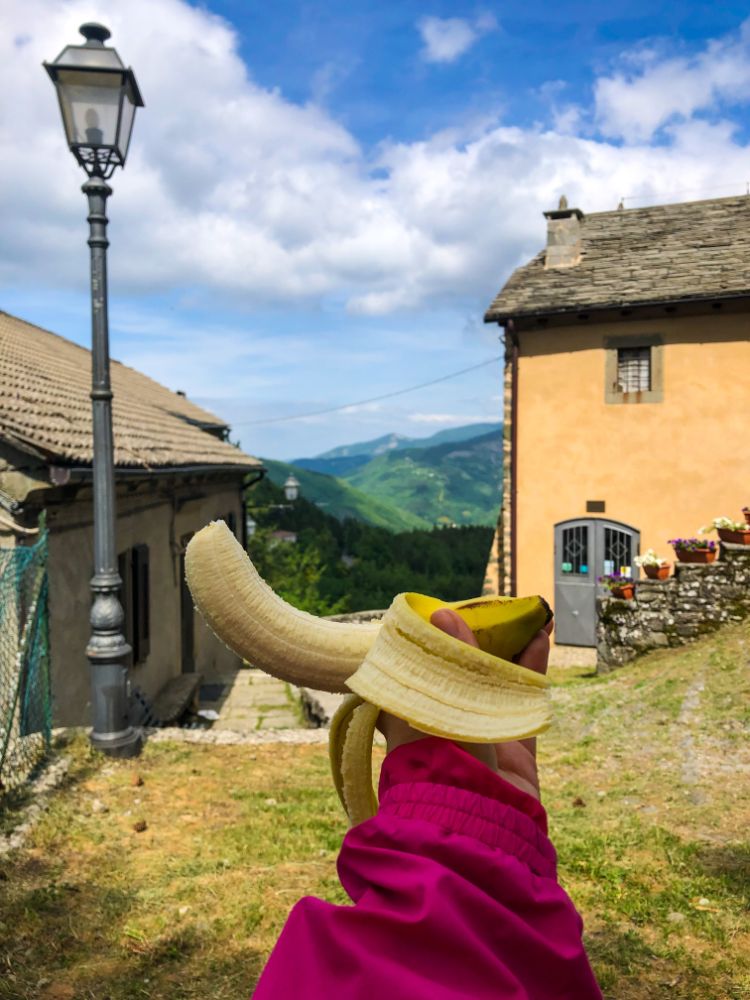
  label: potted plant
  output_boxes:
[634,549,671,580]
[598,573,635,599]
[743,506,750,526]
[700,517,750,546]
[668,538,718,564]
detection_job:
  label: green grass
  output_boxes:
[1,619,748,999]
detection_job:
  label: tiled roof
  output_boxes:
[0,311,261,470]
[485,195,750,322]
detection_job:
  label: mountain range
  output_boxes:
[292,422,502,478]
[261,422,502,530]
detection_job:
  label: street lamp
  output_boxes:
[283,475,300,502]
[44,24,144,758]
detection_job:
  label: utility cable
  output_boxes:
[232,355,502,427]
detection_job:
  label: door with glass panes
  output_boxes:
[553,519,640,645]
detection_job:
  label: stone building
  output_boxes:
[0,310,263,724]
[483,195,750,648]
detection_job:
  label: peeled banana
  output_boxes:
[184,520,380,692]
[347,591,551,744]
[185,520,553,826]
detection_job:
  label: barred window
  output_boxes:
[616,346,651,393]
[561,525,589,575]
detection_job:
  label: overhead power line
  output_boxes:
[232,355,503,427]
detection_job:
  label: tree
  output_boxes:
[248,528,347,616]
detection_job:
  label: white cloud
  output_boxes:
[417,13,497,64]
[1,1,750,326]
[595,20,750,141]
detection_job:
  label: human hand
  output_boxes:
[377,608,552,800]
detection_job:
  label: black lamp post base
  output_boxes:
[89,726,143,758]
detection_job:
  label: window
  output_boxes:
[561,525,589,575]
[602,527,633,577]
[118,544,150,665]
[616,347,650,392]
[605,335,663,404]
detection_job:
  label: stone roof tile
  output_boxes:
[0,311,261,470]
[485,195,750,322]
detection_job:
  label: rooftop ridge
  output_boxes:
[582,191,750,220]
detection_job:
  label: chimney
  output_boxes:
[543,195,584,268]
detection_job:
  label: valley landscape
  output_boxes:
[245,423,502,614]
[261,422,503,531]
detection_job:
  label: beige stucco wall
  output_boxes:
[515,312,750,629]
[48,481,243,726]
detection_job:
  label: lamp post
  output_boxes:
[283,475,300,502]
[44,24,144,757]
[246,478,301,540]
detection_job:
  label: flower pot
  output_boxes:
[611,585,635,599]
[717,527,750,545]
[673,547,717,564]
[644,564,670,580]
[743,507,750,526]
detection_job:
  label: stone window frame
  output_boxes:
[604,334,664,404]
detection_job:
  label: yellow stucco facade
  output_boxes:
[512,312,750,641]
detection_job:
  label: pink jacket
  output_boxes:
[253,738,602,999]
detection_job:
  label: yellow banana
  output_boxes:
[339,700,380,826]
[184,521,380,692]
[347,591,551,744]
[328,692,363,814]
[185,521,553,822]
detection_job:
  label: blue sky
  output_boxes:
[3,1,750,458]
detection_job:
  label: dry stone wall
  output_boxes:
[597,543,750,671]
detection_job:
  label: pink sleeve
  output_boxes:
[253,738,602,999]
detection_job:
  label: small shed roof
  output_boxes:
[485,194,750,323]
[0,311,261,470]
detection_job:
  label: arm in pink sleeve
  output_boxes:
[253,738,602,1000]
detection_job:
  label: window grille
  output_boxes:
[603,528,632,576]
[561,525,589,574]
[616,346,651,392]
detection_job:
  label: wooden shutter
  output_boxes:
[131,544,150,664]
[118,550,133,664]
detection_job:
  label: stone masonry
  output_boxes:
[597,542,750,671]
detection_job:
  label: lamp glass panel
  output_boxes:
[56,69,123,148]
[116,87,136,161]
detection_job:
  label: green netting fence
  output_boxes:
[0,518,51,794]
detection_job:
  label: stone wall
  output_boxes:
[597,542,750,671]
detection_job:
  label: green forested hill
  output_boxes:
[294,422,502,478]
[246,474,494,613]
[344,427,502,526]
[261,423,503,531]
[260,457,430,532]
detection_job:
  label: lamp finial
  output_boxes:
[79,23,111,46]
